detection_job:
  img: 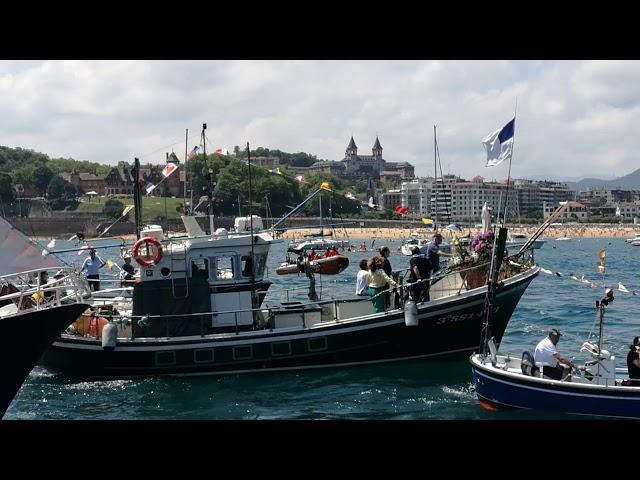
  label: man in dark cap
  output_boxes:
[534,328,583,381]
[409,246,432,302]
[426,233,451,274]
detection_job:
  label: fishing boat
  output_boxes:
[470,289,640,419]
[0,216,90,417]
[37,143,543,379]
[39,206,539,378]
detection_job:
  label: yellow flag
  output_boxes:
[422,217,434,225]
[122,205,134,216]
[106,259,114,271]
[320,182,331,191]
[597,248,605,273]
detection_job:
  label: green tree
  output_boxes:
[47,175,78,210]
[32,165,54,194]
[0,173,15,203]
[103,198,125,219]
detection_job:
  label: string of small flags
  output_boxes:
[538,267,639,296]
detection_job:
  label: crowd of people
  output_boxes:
[354,233,452,313]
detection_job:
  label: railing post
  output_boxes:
[235,311,239,335]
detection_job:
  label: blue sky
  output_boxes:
[0,60,636,181]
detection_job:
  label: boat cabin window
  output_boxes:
[215,257,235,280]
[241,255,254,277]
[191,258,209,279]
[254,253,267,277]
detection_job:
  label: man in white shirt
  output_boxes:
[534,328,582,381]
[355,259,370,296]
[80,249,106,291]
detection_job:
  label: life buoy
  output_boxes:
[132,237,163,267]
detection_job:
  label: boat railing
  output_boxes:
[75,250,537,340]
[0,267,91,314]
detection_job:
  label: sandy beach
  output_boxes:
[278,225,640,241]
[35,225,640,242]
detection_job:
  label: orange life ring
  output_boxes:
[132,237,163,267]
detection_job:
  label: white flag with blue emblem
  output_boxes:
[482,118,515,167]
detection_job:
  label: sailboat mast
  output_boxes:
[434,125,438,232]
[247,142,255,283]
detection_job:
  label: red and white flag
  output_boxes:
[215,147,229,155]
[162,163,178,178]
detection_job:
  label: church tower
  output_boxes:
[345,136,358,159]
[372,136,384,172]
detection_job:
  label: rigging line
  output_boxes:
[136,138,185,160]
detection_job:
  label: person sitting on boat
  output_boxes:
[534,329,583,381]
[426,233,452,273]
[367,256,397,313]
[409,246,432,303]
[34,270,56,304]
[626,336,640,384]
[121,256,136,287]
[308,249,321,261]
[356,259,370,297]
[325,247,339,257]
[80,249,106,291]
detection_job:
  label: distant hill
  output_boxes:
[565,168,640,190]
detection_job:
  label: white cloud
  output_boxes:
[0,60,638,180]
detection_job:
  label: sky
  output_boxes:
[0,60,637,182]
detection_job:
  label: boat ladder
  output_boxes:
[170,247,189,299]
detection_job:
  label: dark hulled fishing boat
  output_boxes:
[0,217,90,417]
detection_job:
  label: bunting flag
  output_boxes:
[145,181,156,194]
[394,205,409,215]
[68,234,78,241]
[539,265,640,296]
[320,182,332,191]
[77,244,91,256]
[215,147,229,155]
[422,218,434,225]
[47,239,56,249]
[122,205,134,216]
[106,259,114,271]
[161,162,178,178]
[187,146,200,159]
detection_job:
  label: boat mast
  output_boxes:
[201,123,214,235]
[132,157,142,240]
[479,226,508,356]
[247,142,256,285]
[183,128,188,214]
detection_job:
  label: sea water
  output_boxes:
[5,236,638,419]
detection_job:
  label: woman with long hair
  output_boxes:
[367,256,397,313]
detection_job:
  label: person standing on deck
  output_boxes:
[355,259,370,296]
[81,249,106,291]
[367,256,397,313]
[426,233,451,274]
[627,336,640,383]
